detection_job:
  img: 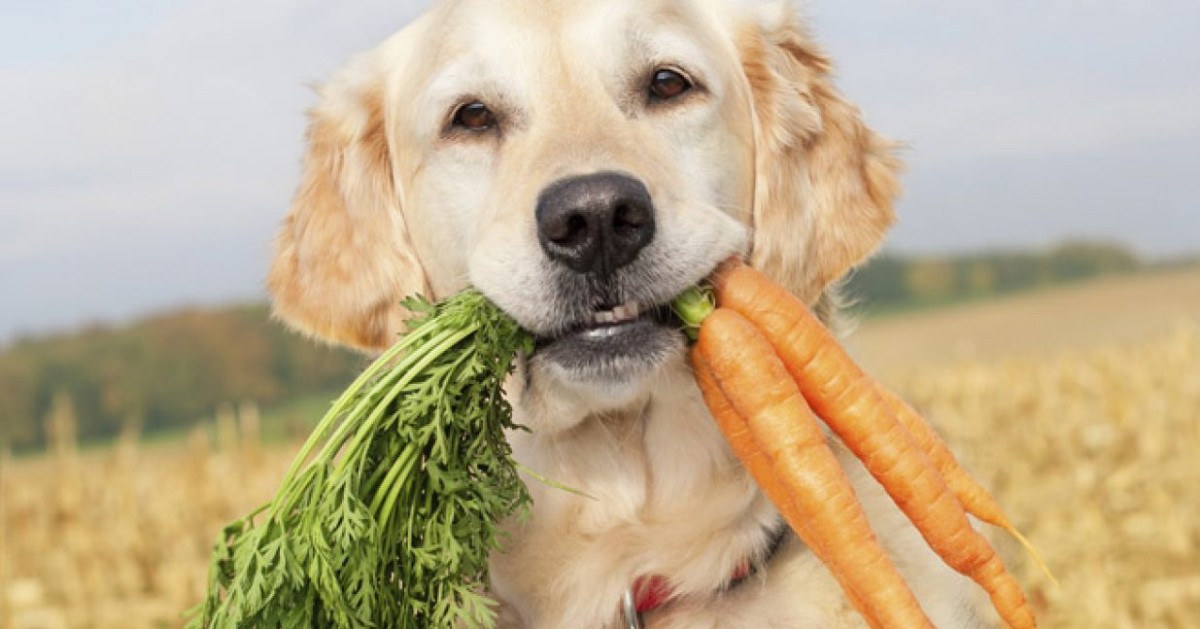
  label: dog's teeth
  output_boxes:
[612,302,641,322]
[591,302,641,325]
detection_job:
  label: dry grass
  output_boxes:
[3,270,1198,628]
[849,268,1200,627]
[892,321,1200,627]
[1,404,294,629]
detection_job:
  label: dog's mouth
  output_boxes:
[541,300,675,341]
[533,299,683,381]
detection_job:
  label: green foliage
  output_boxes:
[188,289,533,629]
[846,240,1143,314]
[0,305,362,450]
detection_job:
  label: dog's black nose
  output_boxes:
[536,172,655,276]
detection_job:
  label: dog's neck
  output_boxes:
[490,288,842,626]
[497,363,782,625]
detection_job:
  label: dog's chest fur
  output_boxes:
[488,353,779,626]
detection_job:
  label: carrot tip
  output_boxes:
[1002,523,1058,587]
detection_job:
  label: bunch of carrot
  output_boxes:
[683,259,1050,629]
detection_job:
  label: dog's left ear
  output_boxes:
[737,3,902,302]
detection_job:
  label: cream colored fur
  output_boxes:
[267,0,996,626]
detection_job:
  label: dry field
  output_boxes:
[0,406,296,628]
[3,268,1198,628]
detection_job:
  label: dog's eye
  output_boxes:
[649,69,692,102]
[453,102,496,132]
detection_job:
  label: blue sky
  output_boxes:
[1,0,1197,340]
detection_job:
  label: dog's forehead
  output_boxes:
[428,0,720,71]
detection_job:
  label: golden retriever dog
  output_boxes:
[267,0,998,626]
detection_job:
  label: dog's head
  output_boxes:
[268,0,900,422]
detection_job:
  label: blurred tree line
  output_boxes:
[0,305,364,450]
[844,241,1142,314]
[0,240,1162,450]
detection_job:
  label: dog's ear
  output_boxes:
[267,54,429,352]
[737,3,902,303]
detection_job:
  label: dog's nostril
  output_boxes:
[614,203,649,233]
[565,215,588,241]
[543,213,588,244]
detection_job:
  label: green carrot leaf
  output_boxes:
[187,288,533,629]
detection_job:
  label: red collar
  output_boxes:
[624,519,790,618]
[631,561,751,613]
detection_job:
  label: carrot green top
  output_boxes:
[189,289,533,629]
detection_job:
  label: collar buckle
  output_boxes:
[621,588,644,629]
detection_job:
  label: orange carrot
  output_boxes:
[692,357,809,539]
[693,356,885,629]
[881,390,1056,584]
[711,259,1037,629]
[697,308,934,629]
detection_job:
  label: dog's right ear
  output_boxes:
[268,54,429,352]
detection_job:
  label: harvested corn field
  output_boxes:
[3,270,1198,628]
[887,321,1200,627]
[0,406,295,629]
